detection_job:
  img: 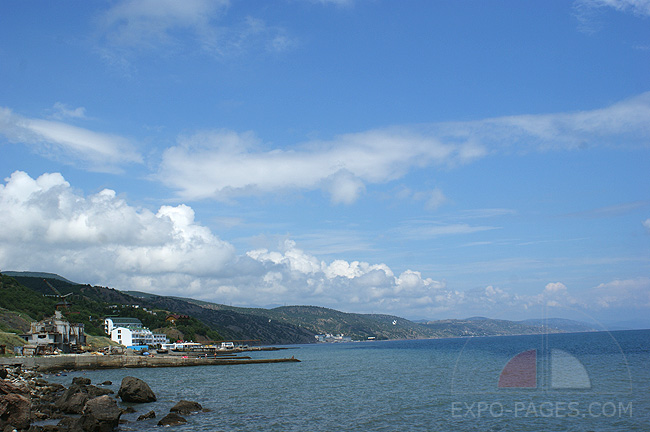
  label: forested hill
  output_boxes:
[1,272,597,345]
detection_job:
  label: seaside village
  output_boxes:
[13,310,254,356]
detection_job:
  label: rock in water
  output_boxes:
[157,413,187,426]
[170,400,203,414]
[79,395,122,432]
[72,377,91,386]
[136,410,156,421]
[117,377,156,403]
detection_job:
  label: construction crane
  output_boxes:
[43,279,73,311]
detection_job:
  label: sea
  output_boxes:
[44,329,650,431]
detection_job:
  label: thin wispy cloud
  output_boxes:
[0,108,142,173]
[96,0,297,61]
[564,200,650,218]
[575,0,650,17]
[49,103,87,121]
[396,221,501,240]
[574,0,650,33]
[456,208,517,219]
[433,91,650,152]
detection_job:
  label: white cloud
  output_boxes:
[435,91,650,152]
[322,170,366,204]
[98,0,297,58]
[575,0,650,17]
[100,0,227,49]
[397,222,500,239]
[0,107,141,172]
[156,93,650,204]
[590,277,650,308]
[574,0,650,33]
[397,187,448,210]
[50,103,86,120]
[310,0,354,6]
[157,128,471,202]
[0,171,234,282]
[2,172,649,318]
[643,218,650,231]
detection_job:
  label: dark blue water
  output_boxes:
[45,329,650,431]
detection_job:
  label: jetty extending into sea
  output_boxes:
[0,352,300,372]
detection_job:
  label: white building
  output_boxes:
[104,317,168,348]
[315,333,352,343]
[103,317,143,334]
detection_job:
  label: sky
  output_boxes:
[1,0,649,327]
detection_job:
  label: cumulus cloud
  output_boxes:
[522,282,582,308]
[0,171,234,284]
[0,108,141,172]
[2,171,648,318]
[245,239,448,311]
[0,173,454,314]
[644,218,650,231]
[590,277,650,308]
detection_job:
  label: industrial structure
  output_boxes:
[21,311,86,354]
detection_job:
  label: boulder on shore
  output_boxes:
[117,377,156,403]
[157,412,187,426]
[55,383,113,414]
[0,379,31,430]
[79,395,122,432]
[169,400,203,414]
[0,393,31,430]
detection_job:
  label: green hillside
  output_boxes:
[0,272,598,347]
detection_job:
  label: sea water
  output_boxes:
[45,329,650,431]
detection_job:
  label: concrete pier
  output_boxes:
[0,354,300,372]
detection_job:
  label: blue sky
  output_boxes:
[1,0,649,326]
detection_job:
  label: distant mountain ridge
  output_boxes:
[3,271,79,285]
[3,271,601,344]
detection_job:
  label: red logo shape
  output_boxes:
[498,349,537,388]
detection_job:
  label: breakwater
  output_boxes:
[0,354,300,372]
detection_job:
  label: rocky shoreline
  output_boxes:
[0,365,206,431]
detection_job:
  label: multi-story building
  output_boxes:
[21,311,86,353]
[104,317,168,349]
